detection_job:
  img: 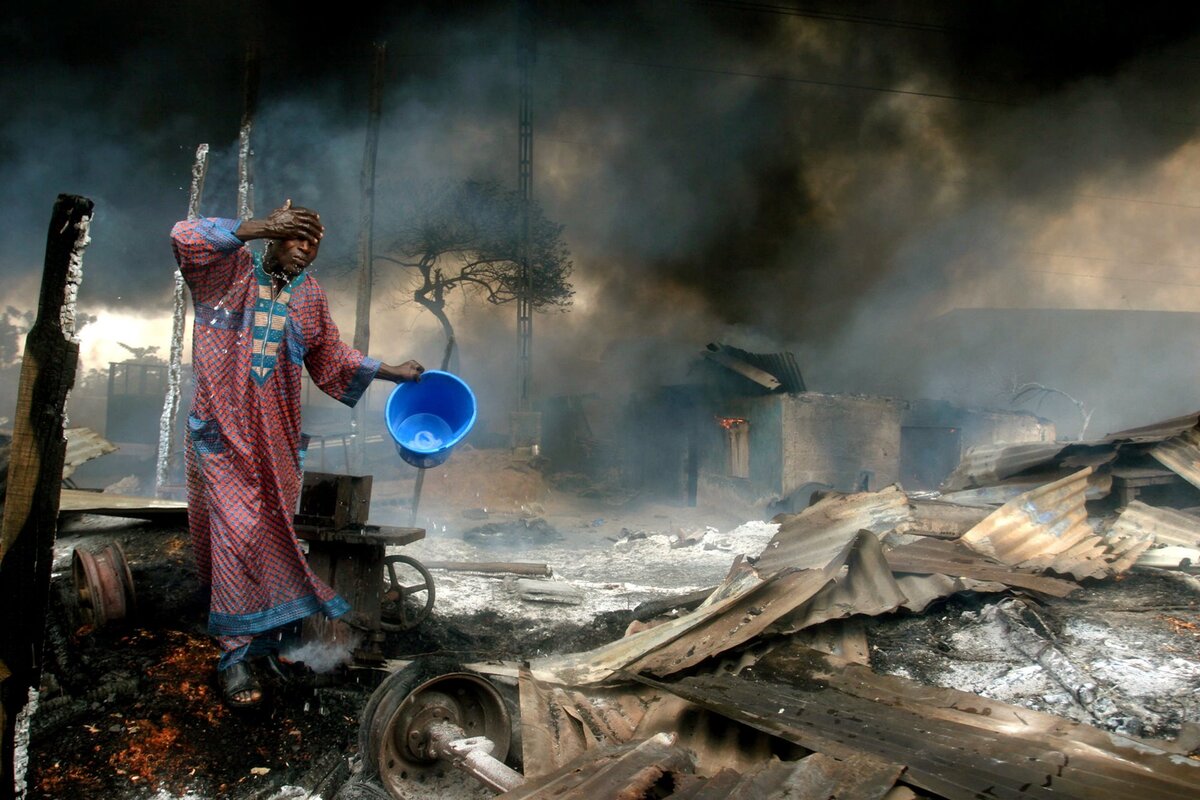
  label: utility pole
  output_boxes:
[511,0,541,456]
[352,43,387,472]
[517,0,534,411]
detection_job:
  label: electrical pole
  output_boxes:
[511,0,542,456]
[516,0,534,412]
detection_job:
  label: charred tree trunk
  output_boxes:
[0,195,93,799]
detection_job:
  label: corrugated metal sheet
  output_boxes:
[958,468,1116,579]
[898,500,990,536]
[770,532,908,635]
[1152,426,1200,490]
[1102,411,1200,443]
[707,343,806,393]
[702,348,781,391]
[884,538,1079,597]
[497,733,695,800]
[892,573,1008,613]
[530,529,905,686]
[787,618,870,665]
[940,441,1070,492]
[1109,500,1200,548]
[637,649,1200,800]
[758,486,912,574]
[62,427,118,479]
[941,469,1112,507]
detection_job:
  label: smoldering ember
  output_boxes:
[7,3,1200,800]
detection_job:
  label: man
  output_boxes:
[171,201,423,707]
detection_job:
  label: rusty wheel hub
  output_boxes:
[72,541,136,628]
[363,667,510,798]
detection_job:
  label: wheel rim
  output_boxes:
[367,671,510,796]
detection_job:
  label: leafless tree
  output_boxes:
[377,180,573,370]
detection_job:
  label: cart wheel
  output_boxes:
[380,555,435,632]
[358,658,511,797]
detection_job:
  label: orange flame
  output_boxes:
[715,416,748,430]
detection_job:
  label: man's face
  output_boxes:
[272,237,320,279]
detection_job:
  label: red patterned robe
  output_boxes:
[171,218,380,668]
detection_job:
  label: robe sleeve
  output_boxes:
[170,217,250,304]
[302,279,381,407]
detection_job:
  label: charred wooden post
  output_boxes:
[0,194,93,799]
[155,143,209,495]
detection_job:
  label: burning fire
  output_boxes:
[715,416,748,430]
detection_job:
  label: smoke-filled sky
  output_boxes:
[6,0,1200,436]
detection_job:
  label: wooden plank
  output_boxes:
[0,195,93,799]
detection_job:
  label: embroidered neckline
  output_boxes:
[249,252,306,385]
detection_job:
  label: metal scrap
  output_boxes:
[635,647,1200,800]
[958,467,1137,579]
[759,485,912,574]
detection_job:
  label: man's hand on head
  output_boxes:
[377,360,425,383]
[264,199,324,242]
[236,199,324,243]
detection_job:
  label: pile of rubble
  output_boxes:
[358,413,1200,799]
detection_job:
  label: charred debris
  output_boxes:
[8,346,1200,799]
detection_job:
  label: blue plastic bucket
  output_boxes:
[384,370,478,468]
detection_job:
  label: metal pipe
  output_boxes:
[426,721,525,794]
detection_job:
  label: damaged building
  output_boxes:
[542,343,1055,513]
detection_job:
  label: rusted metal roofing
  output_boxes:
[701,347,781,391]
[787,618,870,664]
[530,528,905,686]
[892,572,1008,613]
[1103,410,1200,443]
[498,732,901,800]
[1110,500,1200,548]
[497,733,695,799]
[63,426,118,479]
[958,468,1121,579]
[898,499,991,536]
[705,343,806,393]
[885,538,1079,597]
[941,469,1112,507]
[758,486,911,574]
[637,648,1200,800]
[518,670,800,782]
[939,441,1071,491]
[1152,426,1200,491]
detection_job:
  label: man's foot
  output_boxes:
[218,661,263,708]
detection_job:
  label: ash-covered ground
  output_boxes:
[25,449,1200,799]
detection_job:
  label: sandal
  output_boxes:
[219,661,263,708]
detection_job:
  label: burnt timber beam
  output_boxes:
[0,194,93,799]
